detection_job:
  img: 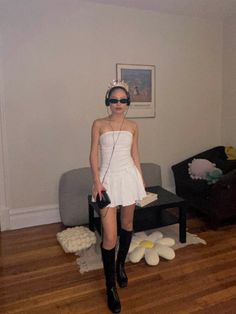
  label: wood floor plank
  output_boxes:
[1,218,236,313]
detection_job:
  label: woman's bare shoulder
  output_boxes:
[92,118,108,127]
[92,118,110,134]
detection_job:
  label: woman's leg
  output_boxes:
[100,207,121,313]
[101,206,118,249]
[117,203,135,288]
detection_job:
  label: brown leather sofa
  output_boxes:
[171,146,236,228]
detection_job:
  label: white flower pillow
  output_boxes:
[128,231,175,266]
[188,158,216,180]
[57,226,96,253]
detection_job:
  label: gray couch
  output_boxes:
[59,163,162,226]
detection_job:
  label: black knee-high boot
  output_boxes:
[116,228,133,288]
[101,244,121,313]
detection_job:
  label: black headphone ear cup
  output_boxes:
[127,96,130,106]
[105,91,109,106]
[126,92,130,106]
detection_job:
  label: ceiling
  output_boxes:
[87,0,236,19]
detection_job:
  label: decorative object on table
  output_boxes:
[128,231,175,266]
[136,191,158,207]
[116,63,155,118]
[57,226,96,253]
[76,224,206,273]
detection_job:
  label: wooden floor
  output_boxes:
[1,215,236,314]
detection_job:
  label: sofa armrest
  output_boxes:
[141,163,162,187]
[208,169,236,219]
[59,167,93,226]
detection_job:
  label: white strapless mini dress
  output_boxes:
[98,130,146,207]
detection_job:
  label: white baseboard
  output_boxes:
[0,206,10,231]
[8,204,61,230]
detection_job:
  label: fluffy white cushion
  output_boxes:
[188,158,216,180]
[57,226,96,253]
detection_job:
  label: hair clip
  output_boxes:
[107,80,129,92]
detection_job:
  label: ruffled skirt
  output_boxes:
[100,165,146,208]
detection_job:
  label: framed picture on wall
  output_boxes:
[116,63,155,118]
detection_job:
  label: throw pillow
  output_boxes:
[128,231,175,266]
[188,158,216,180]
[57,226,96,253]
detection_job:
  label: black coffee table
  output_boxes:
[88,185,186,243]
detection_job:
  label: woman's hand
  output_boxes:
[92,181,106,201]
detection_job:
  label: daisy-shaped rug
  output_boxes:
[128,230,175,266]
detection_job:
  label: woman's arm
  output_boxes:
[89,120,104,199]
[131,123,145,186]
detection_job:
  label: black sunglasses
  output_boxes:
[109,98,129,104]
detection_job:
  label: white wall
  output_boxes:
[222,16,236,147]
[0,0,222,230]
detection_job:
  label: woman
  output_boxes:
[89,80,146,313]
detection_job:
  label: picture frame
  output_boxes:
[116,63,155,118]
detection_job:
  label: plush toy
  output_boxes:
[188,158,216,180]
[128,231,175,266]
[206,168,223,185]
[225,146,236,160]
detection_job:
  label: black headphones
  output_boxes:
[105,86,131,106]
